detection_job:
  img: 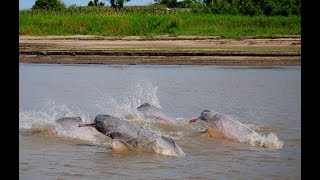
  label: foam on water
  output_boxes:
[244,132,284,149]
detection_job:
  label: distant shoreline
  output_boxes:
[19,35,301,66]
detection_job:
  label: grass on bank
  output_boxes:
[19,10,300,37]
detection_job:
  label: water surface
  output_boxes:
[19,64,301,179]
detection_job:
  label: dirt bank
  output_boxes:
[19,35,301,66]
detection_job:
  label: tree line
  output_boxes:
[31,0,300,16]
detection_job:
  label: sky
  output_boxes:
[19,0,154,10]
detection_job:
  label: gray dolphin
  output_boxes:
[79,114,185,156]
[137,103,177,124]
[56,117,99,143]
[189,110,256,142]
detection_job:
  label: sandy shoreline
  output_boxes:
[19,35,301,66]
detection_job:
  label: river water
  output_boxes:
[19,64,301,179]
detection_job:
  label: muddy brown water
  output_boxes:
[19,64,300,179]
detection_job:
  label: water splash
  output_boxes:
[19,100,89,130]
[122,80,160,109]
[19,100,100,143]
[228,116,284,149]
[19,81,163,144]
[244,132,284,149]
[87,80,167,138]
[89,80,160,119]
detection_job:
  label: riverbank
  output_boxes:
[19,35,301,66]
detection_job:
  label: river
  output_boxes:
[19,64,301,179]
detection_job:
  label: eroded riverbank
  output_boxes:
[19,35,301,66]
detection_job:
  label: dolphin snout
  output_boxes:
[78,123,96,127]
[189,117,198,123]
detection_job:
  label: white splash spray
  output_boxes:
[19,100,100,143]
[243,132,284,149]
[89,80,160,119]
[19,80,162,143]
[19,100,89,130]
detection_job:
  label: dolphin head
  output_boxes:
[137,103,151,109]
[199,110,212,121]
[189,110,212,123]
[79,114,116,135]
[157,136,185,156]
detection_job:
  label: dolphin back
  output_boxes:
[137,103,176,123]
[200,111,257,141]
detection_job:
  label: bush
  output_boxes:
[260,0,276,15]
[193,0,301,16]
[209,0,238,14]
[272,0,300,16]
[32,0,66,11]
[239,0,263,16]
[88,0,105,6]
[177,0,197,8]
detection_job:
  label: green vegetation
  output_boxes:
[20,1,301,37]
[109,0,131,9]
[156,0,300,16]
[30,0,301,16]
[88,0,105,6]
[88,0,130,9]
[32,0,66,11]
